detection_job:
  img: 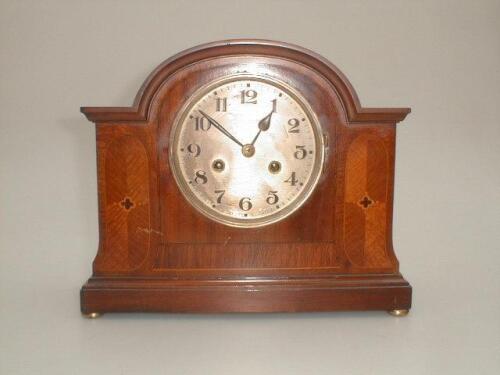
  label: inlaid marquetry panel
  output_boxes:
[94,136,150,272]
[344,134,392,268]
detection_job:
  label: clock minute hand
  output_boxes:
[198,110,243,147]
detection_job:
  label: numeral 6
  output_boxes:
[239,197,252,211]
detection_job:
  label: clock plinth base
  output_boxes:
[80,274,411,314]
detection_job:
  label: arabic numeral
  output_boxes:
[284,172,298,186]
[271,98,277,113]
[194,116,211,131]
[194,170,208,184]
[266,191,279,205]
[294,145,307,160]
[239,197,252,211]
[214,190,225,204]
[288,118,300,133]
[186,143,201,157]
[240,89,257,104]
[216,97,227,112]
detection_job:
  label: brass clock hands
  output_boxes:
[198,109,243,147]
[199,105,273,159]
[251,109,274,146]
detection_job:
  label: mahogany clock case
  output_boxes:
[80,40,412,314]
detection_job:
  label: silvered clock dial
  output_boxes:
[170,75,325,227]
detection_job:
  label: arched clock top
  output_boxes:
[80,39,410,124]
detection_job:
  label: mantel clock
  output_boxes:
[80,40,412,317]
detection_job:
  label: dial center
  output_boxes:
[241,144,255,158]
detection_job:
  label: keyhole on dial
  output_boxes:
[212,159,225,172]
[268,160,281,174]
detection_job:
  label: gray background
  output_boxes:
[1,1,499,374]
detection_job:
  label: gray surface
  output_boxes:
[1,1,499,374]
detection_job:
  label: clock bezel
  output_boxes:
[168,73,325,228]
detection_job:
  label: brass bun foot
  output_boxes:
[388,309,409,317]
[82,312,102,319]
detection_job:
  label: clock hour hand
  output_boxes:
[251,110,274,146]
[198,110,243,147]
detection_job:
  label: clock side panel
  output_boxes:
[337,124,399,273]
[92,123,160,276]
